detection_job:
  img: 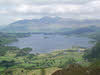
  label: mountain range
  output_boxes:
[1,16,100,33]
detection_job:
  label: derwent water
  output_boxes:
[8,34,93,53]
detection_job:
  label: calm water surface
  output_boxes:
[8,34,93,53]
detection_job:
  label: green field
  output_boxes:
[0,46,87,75]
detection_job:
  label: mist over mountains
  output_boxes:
[1,16,100,33]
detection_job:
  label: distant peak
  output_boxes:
[40,16,62,20]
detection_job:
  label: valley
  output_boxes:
[0,32,95,75]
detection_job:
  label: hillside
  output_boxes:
[61,26,100,35]
[0,32,100,75]
[0,32,87,75]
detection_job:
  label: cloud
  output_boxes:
[0,10,8,14]
[0,0,100,25]
[14,4,80,14]
[11,0,100,19]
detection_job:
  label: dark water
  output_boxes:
[8,34,93,53]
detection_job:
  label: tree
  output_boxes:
[0,60,16,69]
[16,47,32,56]
[59,58,76,68]
[27,54,35,60]
[22,48,32,52]
[84,42,100,61]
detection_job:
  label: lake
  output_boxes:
[8,34,93,53]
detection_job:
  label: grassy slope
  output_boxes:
[10,67,60,75]
[0,48,87,75]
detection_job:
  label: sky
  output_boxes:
[0,0,100,25]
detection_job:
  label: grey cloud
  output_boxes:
[0,0,100,25]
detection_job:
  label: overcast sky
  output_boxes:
[0,0,100,25]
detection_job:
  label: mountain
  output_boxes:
[1,16,100,33]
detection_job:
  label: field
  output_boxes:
[0,47,88,75]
